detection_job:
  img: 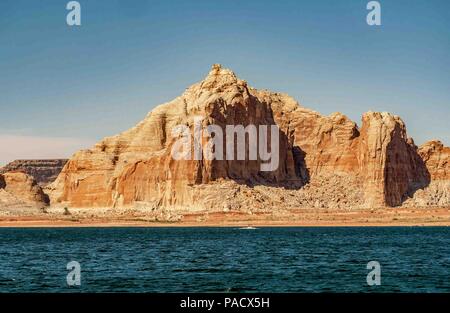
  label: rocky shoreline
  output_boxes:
[1,207,449,227]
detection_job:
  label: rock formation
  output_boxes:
[46,65,449,211]
[419,140,449,181]
[0,172,49,210]
[0,159,68,187]
[356,112,430,207]
[402,140,450,207]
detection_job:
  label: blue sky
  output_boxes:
[0,0,449,165]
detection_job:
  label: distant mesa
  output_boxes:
[0,159,68,187]
[1,65,449,212]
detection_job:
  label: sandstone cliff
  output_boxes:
[47,65,449,211]
[0,172,49,210]
[402,140,450,207]
[0,159,68,186]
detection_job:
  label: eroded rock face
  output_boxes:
[402,141,450,207]
[356,112,430,207]
[48,65,302,209]
[0,172,49,209]
[419,141,449,181]
[47,65,449,210]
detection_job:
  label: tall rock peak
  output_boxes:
[193,64,248,95]
[44,65,449,211]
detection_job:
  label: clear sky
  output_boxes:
[0,0,449,165]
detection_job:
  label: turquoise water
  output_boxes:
[0,227,449,292]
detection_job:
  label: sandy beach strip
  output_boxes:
[0,207,449,227]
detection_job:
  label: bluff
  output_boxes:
[47,65,449,211]
[402,140,450,207]
[0,172,49,210]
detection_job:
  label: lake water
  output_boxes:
[0,227,449,292]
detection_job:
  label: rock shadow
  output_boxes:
[206,94,309,190]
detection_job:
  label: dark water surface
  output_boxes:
[0,227,449,292]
